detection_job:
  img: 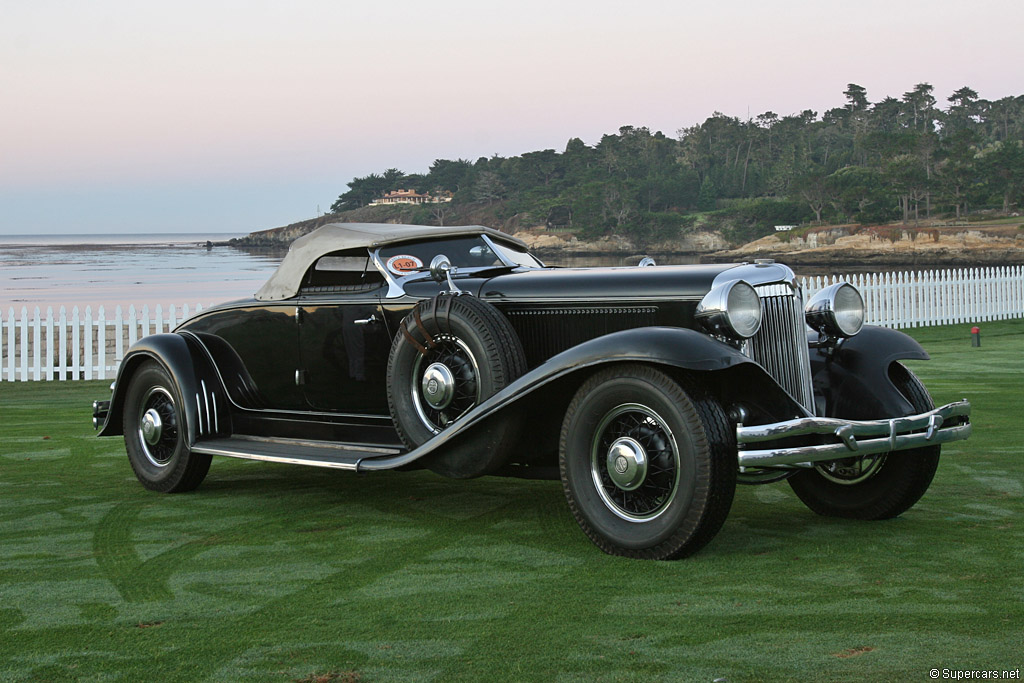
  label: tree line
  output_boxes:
[330,84,1024,245]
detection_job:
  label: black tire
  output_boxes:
[386,295,526,478]
[787,363,940,520]
[123,360,211,493]
[559,364,736,560]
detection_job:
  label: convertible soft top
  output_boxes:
[254,222,527,301]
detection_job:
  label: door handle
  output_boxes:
[354,314,378,326]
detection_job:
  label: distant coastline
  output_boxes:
[0,235,278,310]
[0,232,246,247]
[229,212,1024,268]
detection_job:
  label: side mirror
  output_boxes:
[429,255,463,294]
[429,255,453,282]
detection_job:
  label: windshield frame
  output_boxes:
[370,235,544,298]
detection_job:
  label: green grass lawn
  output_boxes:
[1,321,1021,682]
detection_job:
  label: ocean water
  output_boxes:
[1,232,929,314]
[0,233,284,312]
[0,233,708,312]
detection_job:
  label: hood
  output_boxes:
[478,264,745,303]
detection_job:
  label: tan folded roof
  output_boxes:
[254,222,525,301]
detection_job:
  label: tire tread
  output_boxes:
[787,363,940,520]
[559,364,735,560]
[386,295,527,478]
[123,361,211,493]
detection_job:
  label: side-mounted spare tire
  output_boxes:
[386,294,527,479]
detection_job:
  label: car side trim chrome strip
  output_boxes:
[230,433,400,454]
[736,399,972,468]
[194,447,361,470]
[191,436,402,470]
[196,392,203,434]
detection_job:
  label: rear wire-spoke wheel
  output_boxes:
[788,363,940,520]
[123,361,211,493]
[136,387,179,467]
[560,364,736,560]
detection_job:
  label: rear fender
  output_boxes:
[98,333,226,443]
[811,325,930,420]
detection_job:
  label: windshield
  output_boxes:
[490,239,544,268]
[376,236,540,277]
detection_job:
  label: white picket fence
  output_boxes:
[2,266,1023,382]
[802,266,1024,329]
[1,304,205,382]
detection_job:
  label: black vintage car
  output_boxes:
[93,223,972,559]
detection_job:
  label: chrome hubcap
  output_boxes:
[421,362,456,410]
[141,408,163,445]
[137,386,177,468]
[606,437,647,491]
[411,335,481,434]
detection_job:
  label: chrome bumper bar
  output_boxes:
[736,400,972,468]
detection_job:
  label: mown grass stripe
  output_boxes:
[0,320,1021,681]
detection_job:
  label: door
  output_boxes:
[298,297,391,415]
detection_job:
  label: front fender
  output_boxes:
[360,326,788,471]
[97,333,221,443]
[812,325,930,420]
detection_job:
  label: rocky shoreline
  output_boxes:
[700,225,1024,267]
[229,216,1024,267]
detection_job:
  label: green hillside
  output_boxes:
[324,84,1024,247]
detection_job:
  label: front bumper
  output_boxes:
[736,400,972,468]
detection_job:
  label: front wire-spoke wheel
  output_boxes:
[788,363,940,519]
[560,364,736,560]
[590,403,681,521]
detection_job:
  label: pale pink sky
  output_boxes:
[2,0,1022,234]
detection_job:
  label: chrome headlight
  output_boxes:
[805,282,865,337]
[696,280,762,339]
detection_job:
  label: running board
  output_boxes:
[192,435,405,471]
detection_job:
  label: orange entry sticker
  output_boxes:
[386,255,423,275]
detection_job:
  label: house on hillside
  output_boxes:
[369,189,453,206]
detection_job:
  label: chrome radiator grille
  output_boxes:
[744,284,816,414]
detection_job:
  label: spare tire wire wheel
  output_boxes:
[386,294,527,478]
[411,334,481,433]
